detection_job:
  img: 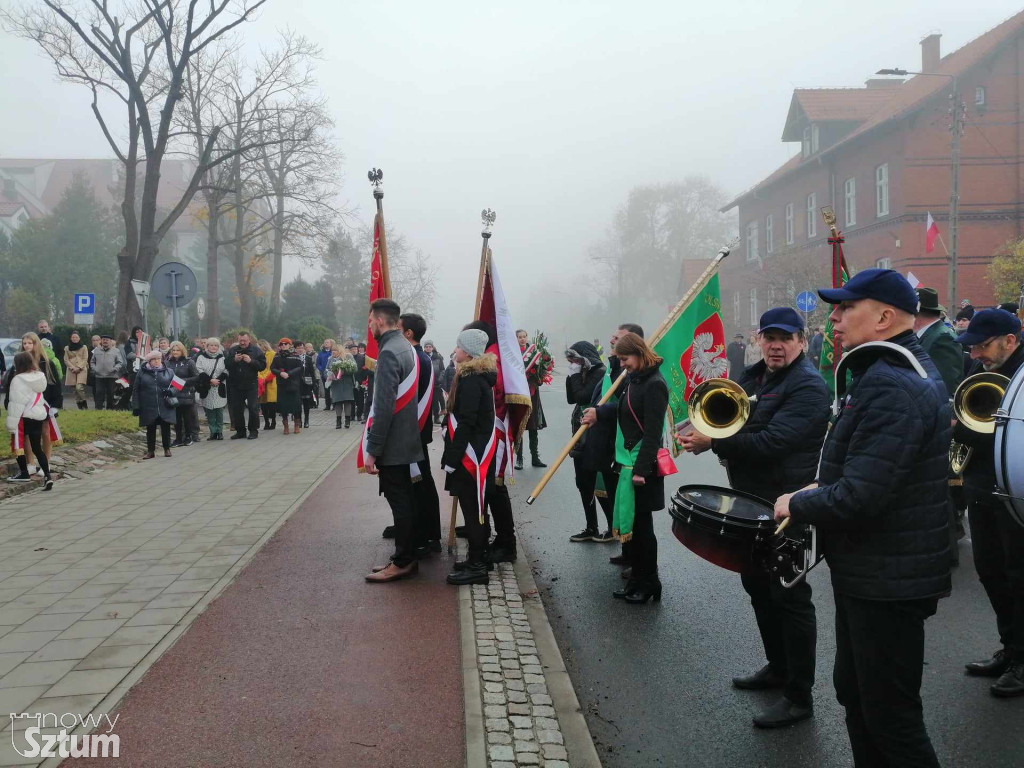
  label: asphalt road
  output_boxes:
[512,393,1024,768]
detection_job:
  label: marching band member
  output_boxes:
[443,329,498,586]
[681,307,829,729]
[774,269,951,767]
[954,308,1024,697]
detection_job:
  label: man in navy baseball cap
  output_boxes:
[759,307,805,335]
[818,268,920,316]
[955,308,1022,371]
[816,268,919,351]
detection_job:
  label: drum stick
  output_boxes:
[774,517,791,535]
[447,498,459,554]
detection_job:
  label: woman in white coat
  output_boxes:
[195,337,229,440]
[5,352,54,490]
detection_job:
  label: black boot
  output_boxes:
[966,649,1011,677]
[752,697,814,728]
[515,448,524,471]
[991,661,1024,698]
[623,577,662,604]
[447,560,490,585]
[336,416,343,429]
[531,453,547,468]
[490,539,517,563]
[345,416,351,429]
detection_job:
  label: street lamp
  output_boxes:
[876,68,964,309]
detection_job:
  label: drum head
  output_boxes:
[995,365,1024,528]
[669,484,775,573]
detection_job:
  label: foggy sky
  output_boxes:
[2,0,1020,351]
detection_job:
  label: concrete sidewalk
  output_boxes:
[0,409,360,766]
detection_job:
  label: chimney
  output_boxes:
[921,33,941,73]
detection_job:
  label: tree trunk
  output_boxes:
[206,204,220,335]
[270,189,285,308]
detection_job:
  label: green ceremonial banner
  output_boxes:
[654,273,728,435]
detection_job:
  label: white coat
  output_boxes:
[5,371,48,432]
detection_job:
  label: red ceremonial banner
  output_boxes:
[365,213,386,361]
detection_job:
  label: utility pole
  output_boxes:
[948,80,965,310]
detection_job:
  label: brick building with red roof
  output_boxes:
[721,11,1024,335]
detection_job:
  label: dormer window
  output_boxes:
[811,124,820,153]
[975,86,986,106]
[802,126,811,157]
[802,124,820,157]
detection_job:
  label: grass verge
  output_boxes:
[1,410,139,459]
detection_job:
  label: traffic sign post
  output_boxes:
[796,291,818,329]
[73,293,95,327]
[151,262,197,340]
[131,280,151,336]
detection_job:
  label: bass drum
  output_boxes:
[668,485,775,573]
[995,363,1024,528]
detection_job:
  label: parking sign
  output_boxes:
[73,293,96,326]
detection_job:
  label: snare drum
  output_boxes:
[995,364,1024,528]
[668,484,776,573]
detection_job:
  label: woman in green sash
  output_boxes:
[582,332,669,604]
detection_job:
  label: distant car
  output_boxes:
[1,338,21,373]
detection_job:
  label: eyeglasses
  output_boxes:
[968,337,1000,352]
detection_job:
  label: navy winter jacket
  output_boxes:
[712,352,830,503]
[789,331,952,601]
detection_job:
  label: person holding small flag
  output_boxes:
[131,349,176,460]
[443,329,498,586]
[166,341,200,447]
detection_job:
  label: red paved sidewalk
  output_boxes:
[66,445,464,768]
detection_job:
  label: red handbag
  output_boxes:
[626,387,678,477]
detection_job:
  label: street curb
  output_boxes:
[514,551,603,767]
[38,429,363,768]
[460,581,488,768]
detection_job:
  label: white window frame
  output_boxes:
[844,177,856,227]
[876,163,889,217]
[975,86,986,106]
[811,124,820,154]
[733,292,741,325]
[785,203,794,245]
[746,221,759,262]
[749,288,758,326]
[806,193,817,238]
[876,257,892,270]
[765,214,774,254]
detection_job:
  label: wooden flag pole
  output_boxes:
[525,240,735,505]
[449,209,499,554]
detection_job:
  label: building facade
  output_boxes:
[722,12,1024,335]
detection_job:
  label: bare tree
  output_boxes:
[358,223,436,320]
[3,0,267,330]
[177,32,326,332]
[256,95,341,308]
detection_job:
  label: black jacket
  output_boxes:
[597,364,669,512]
[131,364,176,426]
[414,344,434,446]
[565,341,612,471]
[429,350,445,391]
[165,356,199,405]
[271,351,305,396]
[790,331,952,601]
[443,354,498,493]
[225,344,266,389]
[712,353,830,502]
[442,361,456,393]
[957,343,1024,500]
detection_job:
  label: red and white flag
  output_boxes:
[170,375,186,391]
[925,212,940,254]
[364,213,389,363]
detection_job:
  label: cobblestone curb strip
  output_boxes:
[465,559,601,768]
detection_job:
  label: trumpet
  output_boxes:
[950,371,1010,475]
[687,378,755,439]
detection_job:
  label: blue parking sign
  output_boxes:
[74,293,96,314]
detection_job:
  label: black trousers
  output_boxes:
[970,498,1024,660]
[486,483,516,546]
[740,565,816,707]
[833,593,940,768]
[456,483,490,562]
[431,387,444,421]
[227,384,260,436]
[630,504,658,582]
[516,429,541,461]
[355,388,365,420]
[573,460,616,532]
[378,464,418,567]
[94,378,116,410]
[16,419,49,478]
[174,404,198,442]
[413,451,441,544]
[146,420,172,452]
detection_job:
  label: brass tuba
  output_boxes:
[950,371,1010,475]
[687,378,755,439]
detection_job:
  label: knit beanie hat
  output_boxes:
[456,329,488,359]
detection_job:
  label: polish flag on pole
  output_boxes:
[925,212,940,254]
[170,375,187,391]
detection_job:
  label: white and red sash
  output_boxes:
[410,361,436,481]
[522,344,541,375]
[447,414,497,523]
[493,414,513,482]
[9,395,62,456]
[358,347,420,472]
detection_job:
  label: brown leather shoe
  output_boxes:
[163,449,172,458]
[294,424,302,434]
[282,421,290,435]
[365,561,418,582]
[142,452,155,460]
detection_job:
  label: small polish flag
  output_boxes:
[906,271,922,289]
[925,212,940,254]
[170,375,186,391]
[116,377,130,388]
